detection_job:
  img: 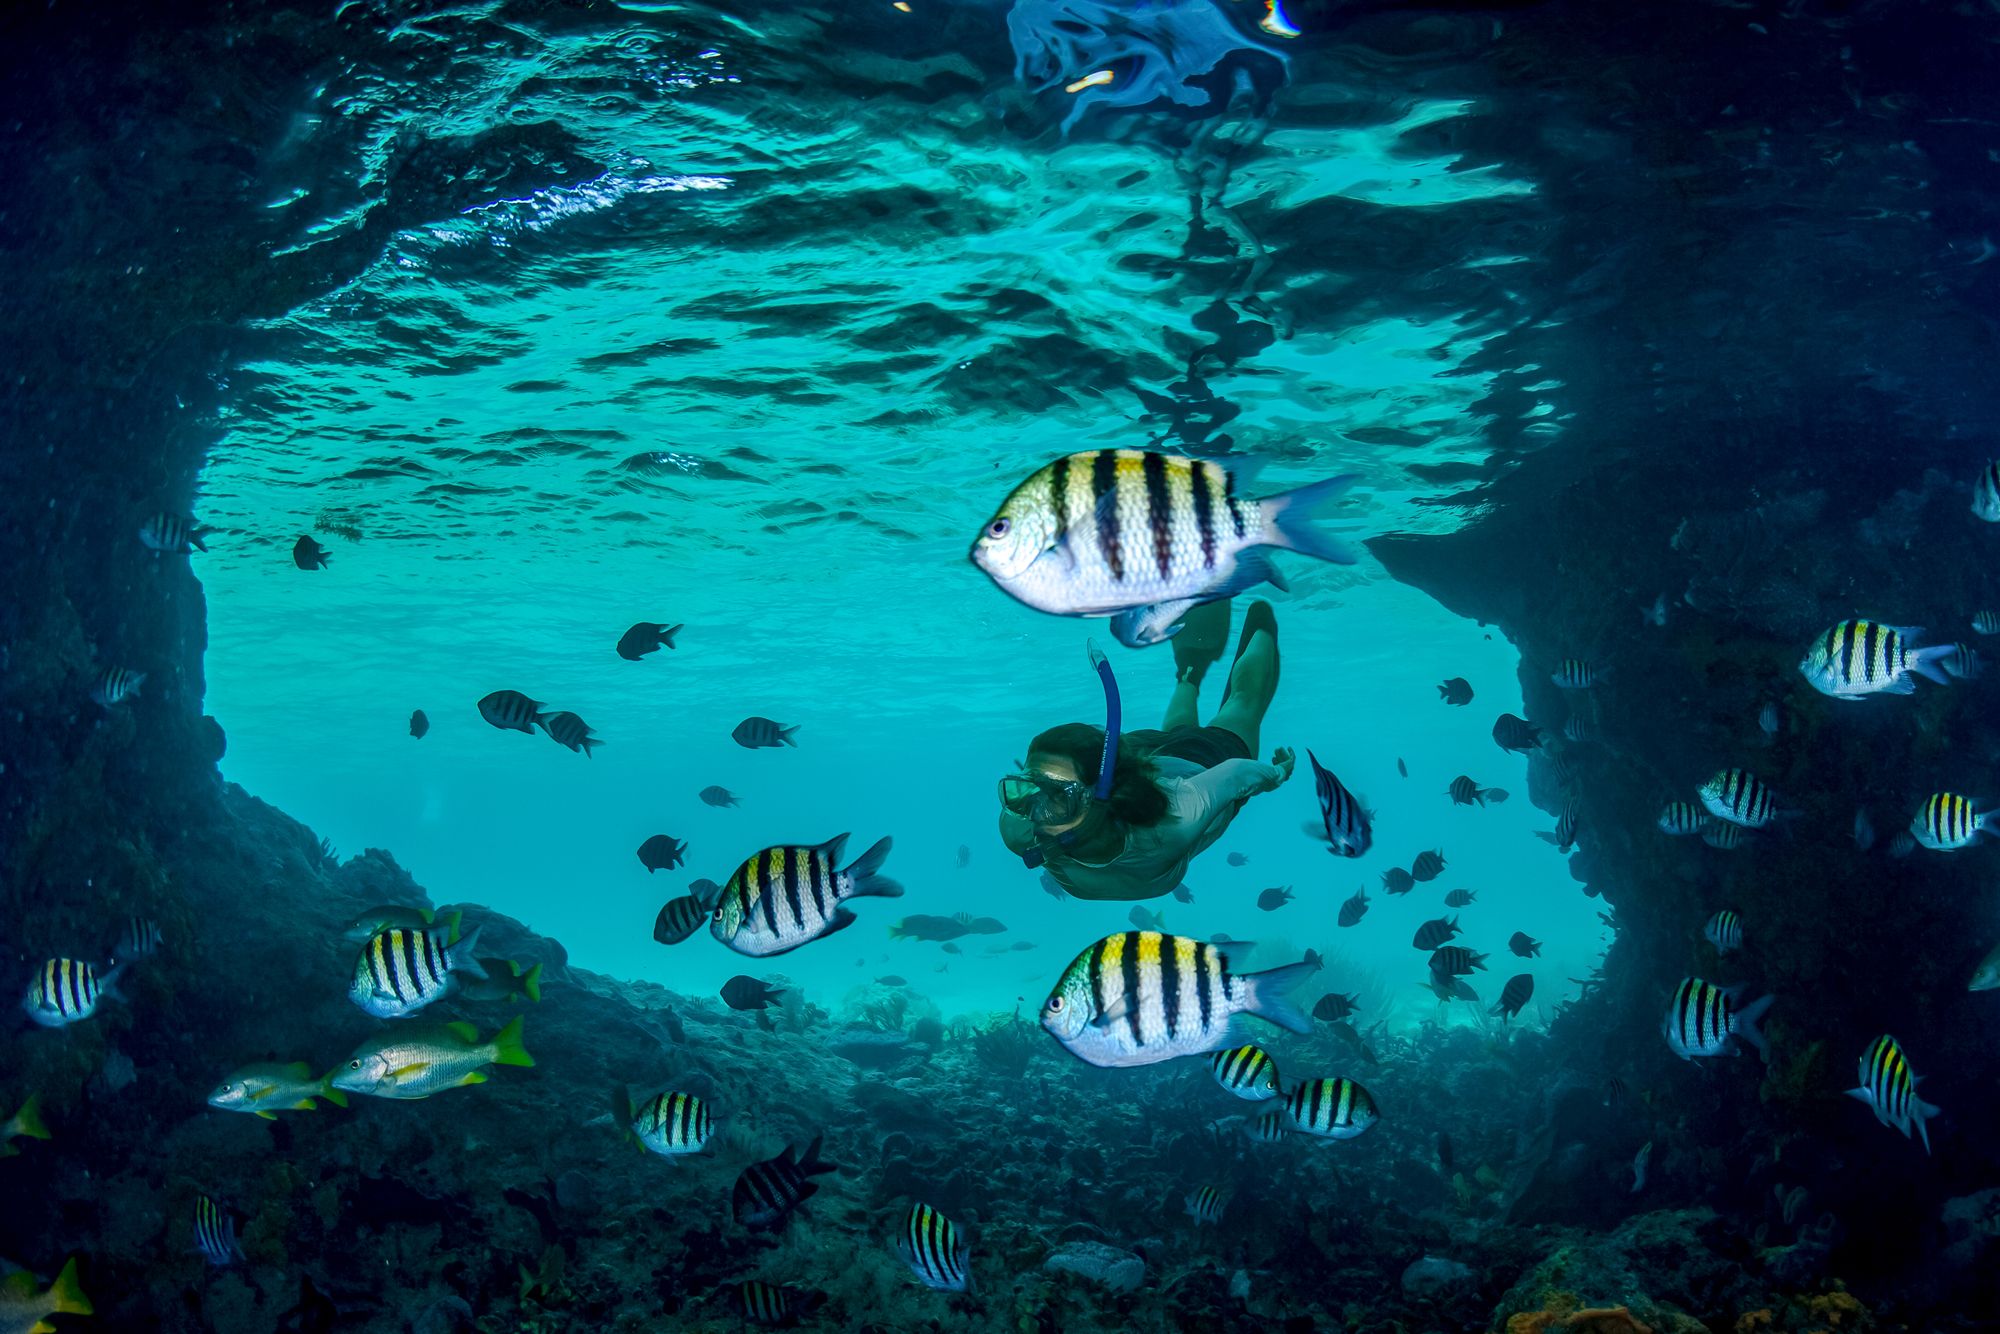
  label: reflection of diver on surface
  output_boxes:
[999,600,1294,901]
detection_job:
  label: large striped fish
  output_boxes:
[1910,791,2000,851]
[22,958,120,1028]
[1305,750,1371,857]
[1697,768,1785,829]
[349,924,485,1018]
[1798,620,1953,699]
[1040,931,1313,1068]
[1283,1077,1379,1141]
[711,835,902,957]
[1846,1034,1940,1154]
[894,1202,971,1292]
[971,449,1358,647]
[1662,977,1772,1061]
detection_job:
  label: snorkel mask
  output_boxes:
[1006,641,1121,867]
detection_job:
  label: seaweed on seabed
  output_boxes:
[861,992,909,1032]
[971,1010,1041,1078]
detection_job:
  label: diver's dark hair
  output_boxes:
[1029,723,1169,828]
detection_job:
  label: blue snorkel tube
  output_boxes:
[1021,640,1122,871]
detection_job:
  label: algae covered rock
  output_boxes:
[1043,1240,1145,1292]
[1402,1253,1476,1299]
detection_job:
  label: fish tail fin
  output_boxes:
[661,623,682,649]
[612,1084,638,1144]
[796,1133,839,1177]
[1914,1095,1941,1154]
[580,737,604,758]
[841,837,902,898]
[450,927,488,979]
[490,1015,535,1068]
[49,1257,91,1317]
[319,1074,349,1109]
[1242,960,1316,1034]
[780,725,799,747]
[520,961,544,1002]
[1910,643,1955,685]
[1735,993,1774,1061]
[13,1094,50,1142]
[190,528,212,553]
[1259,474,1360,564]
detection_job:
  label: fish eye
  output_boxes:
[986,517,1010,540]
[347,1060,361,1070]
[1045,995,1063,1014]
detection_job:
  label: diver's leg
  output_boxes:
[1211,600,1278,754]
[1163,599,1232,729]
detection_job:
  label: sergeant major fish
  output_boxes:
[1799,620,1954,699]
[1698,768,1785,829]
[733,716,798,749]
[477,690,544,734]
[1283,1077,1378,1141]
[22,958,120,1028]
[1184,1186,1227,1227]
[1911,792,2000,851]
[350,924,486,1018]
[291,535,330,570]
[1846,1033,1940,1154]
[194,1197,245,1267]
[89,667,144,707]
[616,621,681,661]
[1662,977,1772,1061]
[894,1203,970,1292]
[1447,775,1507,806]
[1410,849,1446,882]
[139,511,211,554]
[1337,886,1369,927]
[1306,750,1371,856]
[615,1087,715,1159]
[540,711,602,757]
[1208,1044,1281,1101]
[1704,910,1743,953]
[969,449,1358,648]
[1491,973,1534,1021]
[733,1135,839,1230]
[712,835,902,957]
[1040,932,1313,1068]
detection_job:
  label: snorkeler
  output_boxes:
[998,600,1294,902]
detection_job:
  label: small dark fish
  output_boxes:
[114,917,163,963]
[720,975,785,1012]
[477,690,544,734]
[616,621,681,661]
[1492,713,1544,753]
[1491,973,1533,1020]
[1443,888,1476,908]
[652,896,706,945]
[1011,940,1036,951]
[1436,1131,1455,1175]
[1508,932,1541,958]
[541,711,602,757]
[1381,867,1416,896]
[1171,883,1195,904]
[90,667,145,707]
[1306,750,1372,857]
[139,510,211,554]
[699,786,740,808]
[1447,775,1508,807]
[942,943,962,954]
[956,844,971,868]
[1128,905,1168,931]
[1039,872,1071,901]
[1226,852,1249,867]
[877,976,907,986]
[889,914,975,942]
[1438,677,1473,706]
[292,535,331,570]
[1410,849,1446,882]
[1313,992,1359,1021]
[1412,915,1460,950]
[733,716,798,749]
[1257,885,1294,911]
[960,914,1006,934]
[1397,757,1408,777]
[1338,886,1369,927]
[1430,945,1487,976]
[409,710,429,739]
[637,835,688,872]
[732,1135,838,1230]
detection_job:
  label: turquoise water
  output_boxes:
[189,5,1593,1026]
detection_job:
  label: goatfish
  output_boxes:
[970,449,1358,648]
[1846,1033,1940,1155]
[207,1063,349,1119]
[711,835,902,957]
[1040,932,1313,1068]
[1283,1077,1379,1141]
[1799,620,1953,699]
[0,1257,91,1333]
[615,1087,715,1160]
[349,924,485,1018]
[894,1203,971,1292]
[331,1017,533,1099]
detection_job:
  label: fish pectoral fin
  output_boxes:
[457,1071,488,1087]
[387,1063,431,1079]
[817,908,859,938]
[1089,995,1132,1029]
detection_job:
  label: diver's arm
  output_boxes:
[1186,758,1287,813]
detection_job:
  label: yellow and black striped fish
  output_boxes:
[194,1195,244,1267]
[348,923,485,1018]
[1283,1077,1379,1140]
[1662,977,1771,1061]
[711,834,902,957]
[1184,1185,1228,1226]
[1207,1044,1281,1102]
[894,1202,970,1292]
[652,894,707,945]
[971,449,1357,647]
[1697,768,1783,829]
[1846,1034,1940,1154]
[1041,932,1313,1068]
[1799,620,1953,698]
[1910,791,1999,851]
[732,1135,838,1231]
[728,1280,825,1327]
[22,958,115,1028]
[616,1088,715,1159]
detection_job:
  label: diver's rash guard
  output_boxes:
[998,756,1284,902]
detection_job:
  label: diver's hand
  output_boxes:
[1270,748,1296,786]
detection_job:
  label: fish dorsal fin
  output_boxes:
[284,1062,313,1078]
[444,1021,480,1044]
[954,911,971,924]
